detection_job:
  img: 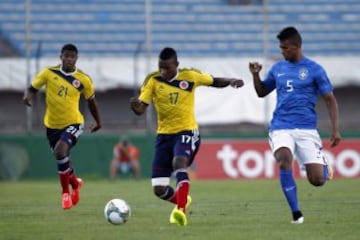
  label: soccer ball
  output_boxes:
[104,198,131,225]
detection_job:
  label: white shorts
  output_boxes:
[269,129,326,168]
[117,162,133,174]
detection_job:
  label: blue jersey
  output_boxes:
[263,57,333,131]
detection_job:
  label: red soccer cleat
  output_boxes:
[62,193,72,210]
[71,178,83,206]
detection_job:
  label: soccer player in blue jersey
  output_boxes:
[130,47,244,226]
[23,44,102,210]
[249,26,341,224]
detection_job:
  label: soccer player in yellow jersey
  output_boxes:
[130,47,244,226]
[23,44,101,210]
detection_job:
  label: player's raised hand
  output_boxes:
[249,62,262,74]
[229,79,244,88]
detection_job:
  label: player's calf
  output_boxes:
[153,185,176,202]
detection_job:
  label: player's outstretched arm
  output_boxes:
[87,96,102,132]
[130,97,148,116]
[249,62,273,97]
[23,86,38,107]
[212,78,244,88]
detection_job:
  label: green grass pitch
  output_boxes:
[1,178,359,240]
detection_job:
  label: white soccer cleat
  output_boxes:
[291,216,304,224]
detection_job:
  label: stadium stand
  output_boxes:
[0,0,359,57]
[0,36,19,57]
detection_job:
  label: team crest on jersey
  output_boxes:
[298,68,308,80]
[179,80,189,90]
[72,79,81,88]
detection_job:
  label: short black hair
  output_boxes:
[61,43,78,54]
[159,47,177,61]
[277,26,302,46]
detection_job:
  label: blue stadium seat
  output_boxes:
[0,0,359,57]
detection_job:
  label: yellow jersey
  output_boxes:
[31,64,95,129]
[139,68,213,134]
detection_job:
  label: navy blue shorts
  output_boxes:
[46,124,84,150]
[151,129,201,178]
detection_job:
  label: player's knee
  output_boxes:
[53,141,69,159]
[173,156,189,170]
[53,148,65,159]
[278,159,292,170]
[275,148,293,169]
[308,176,325,187]
[275,155,292,169]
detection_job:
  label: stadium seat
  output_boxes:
[0,0,359,57]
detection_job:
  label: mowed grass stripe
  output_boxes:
[0,179,359,240]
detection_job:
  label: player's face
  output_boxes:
[279,39,300,62]
[60,50,78,72]
[158,58,178,81]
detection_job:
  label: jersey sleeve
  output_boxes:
[31,68,48,90]
[138,75,154,104]
[82,76,95,99]
[192,69,213,87]
[315,66,333,95]
[262,65,277,92]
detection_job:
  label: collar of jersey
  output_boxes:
[60,65,78,76]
